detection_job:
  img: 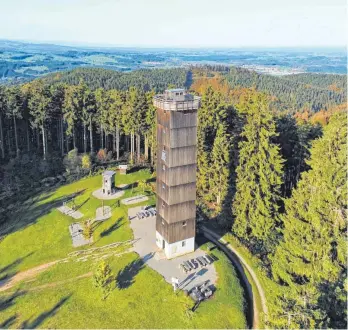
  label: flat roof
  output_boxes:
[103,170,116,177]
[166,88,185,92]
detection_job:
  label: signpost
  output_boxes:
[171,277,179,292]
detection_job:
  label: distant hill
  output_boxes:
[0,39,346,84]
[198,65,346,112]
[42,67,190,92]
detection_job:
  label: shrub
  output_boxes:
[97,149,107,162]
[64,148,81,174]
[81,154,92,170]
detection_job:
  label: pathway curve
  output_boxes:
[0,244,135,293]
[0,260,63,292]
[201,225,268,329]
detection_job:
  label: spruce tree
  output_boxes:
[210,124,231,212]
[28,80,52,160]
[232,91,284,253]
[271,111,347,328]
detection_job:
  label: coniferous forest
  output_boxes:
[0,66,346,328]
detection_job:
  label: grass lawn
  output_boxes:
[0,248,247,328]
[0,169,247,328]
[0,169,155,274]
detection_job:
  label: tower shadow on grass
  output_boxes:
[20,294,71,329]
[115,259,144,289]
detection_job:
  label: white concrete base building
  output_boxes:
[156,231,195,259]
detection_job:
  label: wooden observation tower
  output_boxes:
[153,88,201,259]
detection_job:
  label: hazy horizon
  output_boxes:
[1,38,346,52]
[0,0,346,48]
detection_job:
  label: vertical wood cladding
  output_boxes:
[156,104,198,244]
[170,111,197,129]
[156,215,195,244]
[157,144,197,167]
[157,180,196,205]
[156,197,196,223]
[158,163,197,186]
[157,125,197,148]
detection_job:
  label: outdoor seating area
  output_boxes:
[136,207,156,219]
[57,203,84,219]
[189,281,214,302]
[128,205,217,292]
[69,222,92,247]
[179,254,215,273]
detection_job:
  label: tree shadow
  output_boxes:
[0,253,34,288]
[115,259,144,289]
[74,197,90,211]
[0,314,17,328]
[142,252,155,263]
[0,189,86,236]
[111,200,121,210]
[100,217,123,238]
[127,165,148,174]
[0,290,26,313]
[147,177,156,184]
[20,294,71,329]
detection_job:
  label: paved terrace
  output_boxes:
[128,206,217,292]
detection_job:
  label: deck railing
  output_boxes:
[153,95,201,111]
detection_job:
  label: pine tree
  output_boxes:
[196,128,211,200]
[62,84,79,151]
[108,89,123,159]
[271,111,347,328]
[144,90,156,165]
[76,80,95,153]
[232,91,284,253]
[6,86,23,157]
[209,124,231,212]
[0,86,7,159]
[27,81,52,160]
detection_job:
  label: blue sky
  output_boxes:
[0,0,346,48]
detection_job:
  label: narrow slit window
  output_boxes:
[182,241,186,247]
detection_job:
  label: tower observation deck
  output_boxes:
[153,88,201,259]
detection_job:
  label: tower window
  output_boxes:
[162,164,165,171]
[182,241,186,247]
[162,184,165,190]
[162,202,165,208]
[182,221,187,227]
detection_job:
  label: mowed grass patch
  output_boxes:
[0,169,154,275]
[188,246,247,329]
[0,248,247,329]
[0,253,192,329]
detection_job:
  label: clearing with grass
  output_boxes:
[0,169,247,329]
